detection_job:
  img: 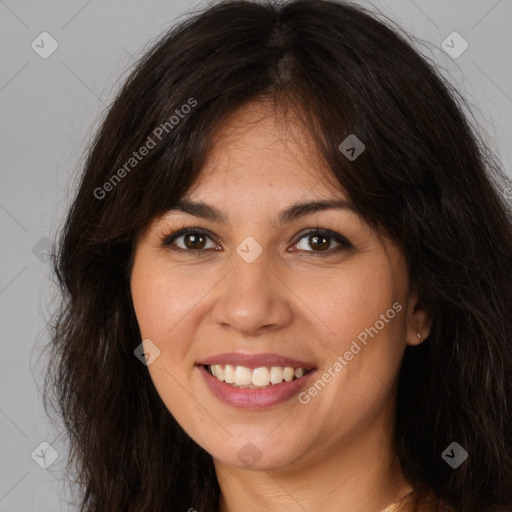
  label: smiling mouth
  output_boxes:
[202,364,315,388]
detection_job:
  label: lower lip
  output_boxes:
[198,365,317,410]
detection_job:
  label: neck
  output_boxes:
[214,415,412,512]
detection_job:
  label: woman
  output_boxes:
[44,0,512,511]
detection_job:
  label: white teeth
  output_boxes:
[214,364,224,381]
[270,366,283,384]
[234,365,252,385]
[207,364,310,387]
[283,367,294,382]
[252,367,270,386]
[224,364,235,383]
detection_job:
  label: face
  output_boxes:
[130,100,429,473]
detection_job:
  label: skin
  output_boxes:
[130,100,431,512]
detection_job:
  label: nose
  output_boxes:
[210,249,294,336]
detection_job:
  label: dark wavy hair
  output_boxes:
[43,0,512,510]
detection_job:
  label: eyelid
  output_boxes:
[160,226,353,254]
[291,227,353,252]
[160,227,219,251]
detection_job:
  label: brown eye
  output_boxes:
[294,228,352,254]
[162,229,217,251]
[183,232,207,250]
[306,234,331,251]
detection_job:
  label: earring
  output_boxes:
[417,332,421,339]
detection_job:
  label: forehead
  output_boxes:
[186,100,341,198]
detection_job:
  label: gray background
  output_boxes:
[0,0,511,510]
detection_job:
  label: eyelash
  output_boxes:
[159,226,353,256]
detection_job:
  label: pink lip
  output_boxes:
[198,352,315,369]
[198,364,317,410]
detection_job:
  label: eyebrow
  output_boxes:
[169,197,357,225]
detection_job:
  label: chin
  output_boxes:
[205,431,306,471]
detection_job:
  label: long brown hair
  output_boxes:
[44,1,512,510]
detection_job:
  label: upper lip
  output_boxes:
[198,352,316,369]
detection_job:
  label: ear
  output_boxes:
[405,290,431,346]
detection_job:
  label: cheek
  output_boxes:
[130,257,200,350]
[292,258,407,413]
[291,259,402,351]
[131,258,204,433]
